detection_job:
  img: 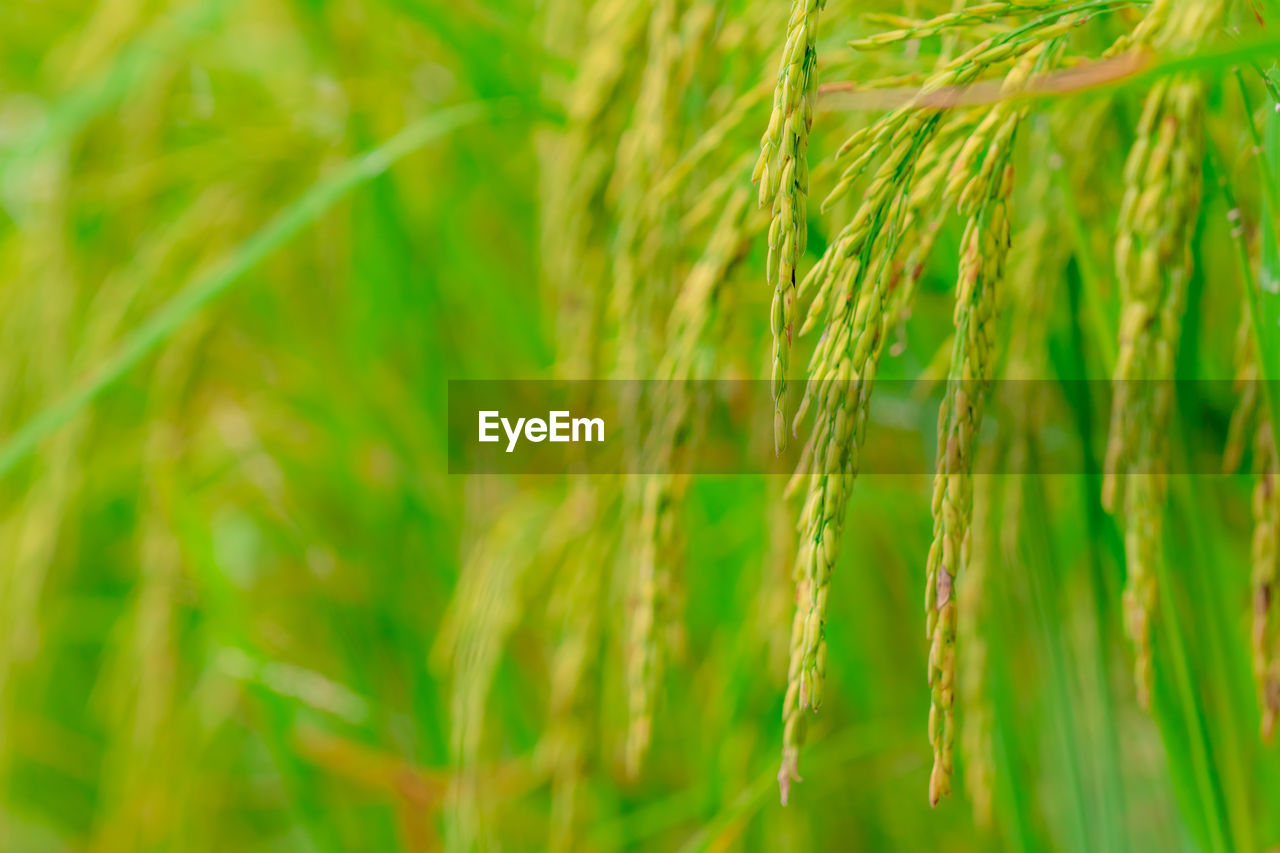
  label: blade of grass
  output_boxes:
[0,102,489,479]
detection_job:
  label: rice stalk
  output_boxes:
[541,0,651,379]
[609,1,687,773]
[777,13,1096,800]
[925,104,1018,807]
[1102,0,1221,704]
[1220,149,1280,741]
[432,496,551,851]
[778,168,917,805]
[611,0,684,383]
[956,136,1056,828]
[848,2,1094,52]
[627,189,753,775]
[540,487,611,850]
[1250,417,1280,739]
[774,5,1109,805]
[1223,272,1280,740]
[754,0,824,455]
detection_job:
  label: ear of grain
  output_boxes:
[755,0,824,456]
[434,499,552,850]
[1223,209,1280,741]
[627,190,753,776]
[926,135,1015,807]
[1104,58,1211,704]
[777,7,1105,805]
[542,488,609,850]
[1250,421,1280,739]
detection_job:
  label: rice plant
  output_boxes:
[2,0,1280,850]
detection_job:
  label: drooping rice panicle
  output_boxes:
[1220,257,1280,741]
[529,485,617,849]
[779,176,917,804]
[849,2,1090,52]
[1251,419,1280,739]
[626,189,754,775]
[612,0,683,384]
[1102,0,1221,707]
[536,0,645,822]
[955,121,1057,829]
[798,35,1051,809]
[778,111,952,799]
[542,0,653,380]
[777,8,1101,804]
[926,109,1018,807]
[754,0,824,455]
[433,498,551,851]
[1219,164,1280,740]
[608,0,689,777]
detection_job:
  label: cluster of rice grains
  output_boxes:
[1102,0,1222,710]
[442,0,1275,842]
[1227,319,1280,738]
[1250,421,1280,738]
[762,0,1271,816]
[769,3,1097,806]
[443,0,771,844]
[755,0,823,456]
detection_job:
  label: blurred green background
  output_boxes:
[1,0,1279,850]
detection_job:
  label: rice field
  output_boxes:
[2,0,1280,850]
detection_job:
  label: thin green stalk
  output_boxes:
[0,103,489,479]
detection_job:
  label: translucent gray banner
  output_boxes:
[447,380,1257,475]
